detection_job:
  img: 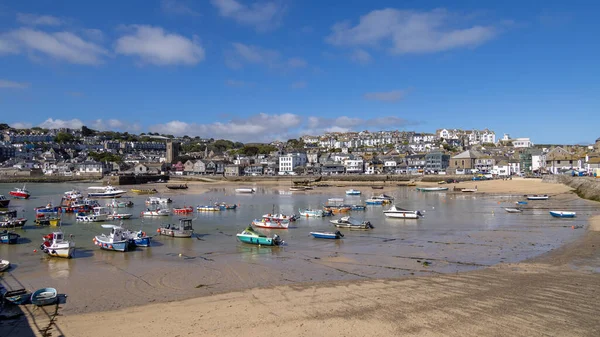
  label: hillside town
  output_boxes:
[1,124,599,179]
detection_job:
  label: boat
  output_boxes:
[157,218,194,238]
[0,209,17,217]
[107,211,133,220]
[289,186,308,191]
[146,196,172,205]
[549,211,576,218]
[173,206,194,214]
[236,226,283,246]
[0,230,20,244]
[41,231,75,258]
[34,203,61,214]
[299,208,324,217]
[371,186,384,190]
[350,205,366,211]
[87,185,127,198]
[0,195,10,207]
[166,184,188,190]
[141,208,170,216]
[416,187,449,192]
[93,225,132,252]
[324,206,351,214]
[262,213,298,222]
[9,185,30,199]
[197,205,220,212]
[131,188,158,195]
[383,205,422,219]
[215,202,237,210]
[0,259,10,272]
[504,208,523,213]
[365,198,384,205]
[346,189,361,195]
[235,188,255,193]
[30,288,58,306]
[63,189,83,200]
[106,198,134,208]
[0,217,27,228]
[527,195,549,200]
[76,206,109,222]
[252,218,289,229]
[516,201,528,205]
[310,231,344,239]
[330,216,374,230]
[461,187,478,193]
[34,215,61,226]
[2,289,30,305]
[102,224,151,247]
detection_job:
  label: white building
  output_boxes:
[278,153,307,174]
[502,134,533,148]
[344,159,364,173]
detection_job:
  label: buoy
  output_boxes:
[179,253,182,257]
[156,229,161,233]
[33,249,37,253]
[571,226,575,229]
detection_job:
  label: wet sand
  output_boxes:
[4,178,600,336]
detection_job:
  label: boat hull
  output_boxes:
[9,192,30,199]
[310,232,341,239]
[0,231,20,244]
[94,237,130,251]
[157,228,193,238]
[236,234,277,245]
[88,192,125,198]
[416,187,449,192]
[31,288,58,306]
[133,236,151,247]
[549,211,576,218]
[43,246,75,258]
[0,199,9,207]
[76,214,108,222]
[383,212,419,219]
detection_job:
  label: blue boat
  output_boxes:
[365,199,383,205]
[549,211,576,218]
[310,231,344,239]
[129,230,152,247]
[30,288,57,306]
[346,189,361,195]
[0,230,20,244]
[349,205,366,211]
[3,289,30,305]
[236,226,283,246]
[216,202,237,210]
[94,226,132,252]
[516,201,528,205]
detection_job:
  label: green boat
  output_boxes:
[236,226,283,246]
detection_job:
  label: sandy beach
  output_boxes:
[3,178,599,336]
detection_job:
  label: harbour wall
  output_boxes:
[543,175,600,202]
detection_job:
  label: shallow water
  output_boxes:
[0,182,593,314]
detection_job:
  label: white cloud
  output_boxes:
[350,49,371,64]
[364,90,405,102]
[16,13,63,26]
[0,28,108,65]
[83,29,104,42]
[225,42,305,71]
[149,113,302,142]
[161,0,201,16]
[39,118,84,129]
[211,0,286,32]
[11,122,33,129]
[326,8,497,54]
[115,25,205,66]
[306,116,416,135]
[0,79,30,89]
[91,119,142,132]
[291,81,307,89]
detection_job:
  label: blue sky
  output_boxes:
[0,0,598,143]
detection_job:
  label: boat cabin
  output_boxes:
[43,232,66,247]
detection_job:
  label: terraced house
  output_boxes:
[545,147,579,174]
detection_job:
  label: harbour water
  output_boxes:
[0,182,592,314]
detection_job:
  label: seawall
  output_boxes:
[543,175,600,201]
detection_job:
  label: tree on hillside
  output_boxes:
[81,125,97,136]
[55,132,76,143]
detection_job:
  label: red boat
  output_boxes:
[9,185,30,199]
[173,206,194,214]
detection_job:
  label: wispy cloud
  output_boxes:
[16,13,63,26]
[326,8,497,54]
[161,0,201,16]
[211,0,286,32]
[306,115,417,134]
[0,79,30,89]
[350,49,371,64]
[39,118,84,129]
[291,81,307,89]
[11,122,33,129]
[225,42,306,71]
[364,90,406,102]
[0,28,108,65]
[13,118,141,132]
[115,25,205,66]
[91,119,142,132]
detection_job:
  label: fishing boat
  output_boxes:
[131,188,158,195]
[252,218,289,229]
[2,289,30,305]
[310,231,344,239]
[87,185,127,198]
[157,218,194,238]
[173,206,194,214]
[34,203,61,214]
[527,195,549,200]
[325,206,351,214]
[504,208,523,213]
[416,187,449,192]
[330,216,374,230]
[41,231,75,258]
[215,202,237,210]
[262,213,298,222]
[365,198,384,205]
[94,225,132,252]
[0,230,20,244]
[63,189,83,200]
[197,205,220,212]
[140,208,170,216]
[383,205,422,219]
[76,206,109,222]
[0,195,10,207]
[34,215,61,226]
[106,198,134,208]
[9,185,30,199]
[146,196,172,205]
[166,184,188,190]
[346,189,361,195]
[107,211,133,220]
[30,288,58,306]
[236,226,283,246]
[516,201,528,205]
[0,259,10,272]
[0,209,16,217]
[102,224,151,247]
[299,208,324,217]
[0,217,27,228]
[549,211,576,218]
[235,188,255,193]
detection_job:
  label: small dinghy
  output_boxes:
[3,289,30,305]
[0,230,20,244]
[0,259,10,272]
[30,288,57,306]
[516,201,528,205]
[549,211,576,218]
[526,194,549,200]
[504,208,523,213]
[237,226,282,246]
[310,231,344,239]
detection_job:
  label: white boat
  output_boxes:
[416,187,449,192]
[262,213,298,222]
[235,188,255,193]
[87,185,127,198]
[107,211,133,220]
[140,208,170,216]
[461,188,478,193]
[330,216,373,229]
[549,211,576,218]
[76,206,109,222]
[299,208,324,217]
[0,259,10,272]
[197,205,220,211]
[40,231,75,258]
[63,189,83,200]
[252,218,290,229]
[527,195,549,200]
[106,198,134,208]
[145,196,172,205]
[158,218,194,238]
[504,208,523,213]
[383,205,422,219]
[345,189,361,195]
